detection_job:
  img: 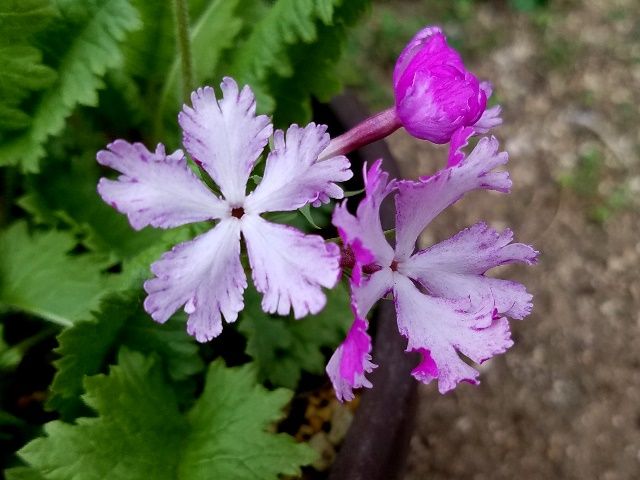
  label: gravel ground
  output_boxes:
[361,1,640,478]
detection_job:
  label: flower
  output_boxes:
[393,26,502,144]
[327,138,537,401]
[97,77,353,342]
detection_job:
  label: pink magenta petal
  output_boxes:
[326,267,392,401]
[395,136,511,260]
[178,77,273,204]
[97,141,228,230]
[241,214,341,319]
[401,223,538,319]
[143,219,246,342]
[393,274,513,394]
[332,160,396,281]
[244,123,352,214]
[392,26,486,144]
[326,312,377,402]
[411,348,439,383]
[447,126,475,167]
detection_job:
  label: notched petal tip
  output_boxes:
[143,221,247,342]
[179,77,272,204]
[96,139,226,230]
[245,121,351,213]
[326,315,377,402]
[243,215,341,320]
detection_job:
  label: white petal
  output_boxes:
[393,274,513,394]
[401,223,537,319]
[395,136,511,260]
[351,267,394,318]
[245,123,352,213]
[178,78,273,204]
[474,105,502,134]
[144,219,246,342]
[241,214,340,319]
[97,141,227,230]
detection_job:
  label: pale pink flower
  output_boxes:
[97,78,352,341]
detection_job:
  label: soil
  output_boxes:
[354,1,640,479]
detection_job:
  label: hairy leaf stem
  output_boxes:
[173,0,194,104]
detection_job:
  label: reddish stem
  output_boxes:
[320,107,402,160]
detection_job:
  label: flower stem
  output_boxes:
[319,107,402,160]
[173,0,194,103]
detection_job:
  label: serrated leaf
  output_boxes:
[21,350,315,479]
[0,0,57,39]
[229,0,320,113]
[48,290,203,418]
[181,359,316,479]
[156,0,244,125]
[0,0,142,172]
[267,0,371,125]
[22,350,187,479]
[4,467,46,480]
[18,155,164,264]
[0,1,57,133]
[230,0,371,125]
[239,282,352,388]
[0,222,109,327]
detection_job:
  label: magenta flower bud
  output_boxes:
[393,26,487,144]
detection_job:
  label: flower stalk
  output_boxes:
[173,0,194,103]
[319,107,401,160]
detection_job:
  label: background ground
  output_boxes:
[346,1,640,478]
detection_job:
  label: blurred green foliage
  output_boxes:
[558,147,632,224]
[0,0,371,476]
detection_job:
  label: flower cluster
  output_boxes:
[96,26,536,400]
[327,145,537,401]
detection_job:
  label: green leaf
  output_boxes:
[239,282,352,388]
[18,155,164,264]
[0,1,57,132]
[267,0,371,125]
[0,0,57,39]
[0,324,54,372]
[0,222,109,327]
[4,467,46,480]
[0,0,142,172]
[181,359,316,479]
[48,290,203,418]
[298,204,322,229]
[0,325,22,371]
[230,0,371,125]
[229,0,321,113]
[156,0,245,127]
[21,350,187,479]
[21,350,315,479]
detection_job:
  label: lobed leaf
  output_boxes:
[47,290,203,419]
[0,222,109,327]
[20,350,315,479]
[0,1,57,132]
[0,0,142,172]
[229,0,371,125]
[239,282,352,388]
